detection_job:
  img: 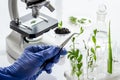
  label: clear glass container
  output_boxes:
[96,4,107,34]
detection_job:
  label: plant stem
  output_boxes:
[107,21,112,74]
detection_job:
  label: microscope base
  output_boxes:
[6,30,71,60]
[6,31,48,60]
[6,31,24,60]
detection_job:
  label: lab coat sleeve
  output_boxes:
[0,67,20,80]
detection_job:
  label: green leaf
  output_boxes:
[80,27,84,34]
[78,18,87,24]
[91,47,95,54]
[71,65,76,75]
[107,21,113,74]
[77,54,83,62]
[68,51,73,54]
[108,59,112,74]
[94,55,97,61]
[108,21,112,59]
[72,37,75,43]
[78,20,84,24]
[93,29,97,36]
[89,60,93,67]
[77,63,83,70]
[67,54,70,58]
[68,50,75,55]
[69,16,77,24]
[75,49,79,58]
[58,21,62,29]
[76,70,82,78]
[96,46,101,48]
[67,49,76,59]
[70,55,75,60]
[92,36,96,44]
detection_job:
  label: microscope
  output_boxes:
[6,0,58,60]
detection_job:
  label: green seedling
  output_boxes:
[90,29,100,61]
[58,21,63,29]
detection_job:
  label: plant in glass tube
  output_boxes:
[83,29,101,80]
[68,37,84,80]
[67,27,84,80]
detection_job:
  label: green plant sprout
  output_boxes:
[68,37,83,80]
[58,21,63,29]
[89,29,100,69]
[91,29,101,61]
[107,21,113,74]
[80,27,84,34]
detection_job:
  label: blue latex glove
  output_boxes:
[0,45,67,80]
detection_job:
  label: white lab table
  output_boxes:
[1,0,120,80]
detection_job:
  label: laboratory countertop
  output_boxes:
[1,0,120,80]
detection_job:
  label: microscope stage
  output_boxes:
[10,13,58,38]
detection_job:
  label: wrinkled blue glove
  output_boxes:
[0,45,67,80]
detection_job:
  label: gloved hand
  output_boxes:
[0,45,67,80]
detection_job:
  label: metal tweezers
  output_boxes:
[40,33,79,70]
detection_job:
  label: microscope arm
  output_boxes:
[9,0,19,20]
